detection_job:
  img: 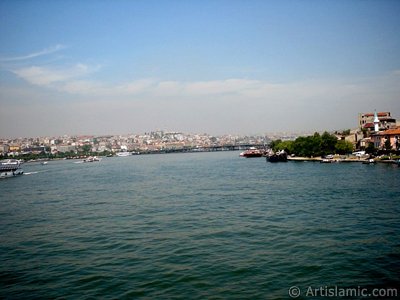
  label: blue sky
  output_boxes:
[1,0,400,137]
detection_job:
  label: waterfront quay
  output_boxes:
[287,156,399,164]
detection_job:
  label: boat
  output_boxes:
[362,159,376,164]
[320,159,333,163]
[0,159,24,178]
[116,151,131,157]
[239,147,264,158]
[266,150,288,162]
[83,156,101,163]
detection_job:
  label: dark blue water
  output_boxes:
[1,152,399,299]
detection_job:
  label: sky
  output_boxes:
[1,0,400,138]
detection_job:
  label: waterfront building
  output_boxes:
[56,145,77,153]
[359,137,372,149]
[358,111,396,132]
[372,127,400,150]
[9,144,21,152]
[0,144,10,155]
[22,146,47,155]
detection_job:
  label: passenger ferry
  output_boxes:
[0,159,24,178]
[239,147,264,158]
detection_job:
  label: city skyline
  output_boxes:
[1,0,400,138]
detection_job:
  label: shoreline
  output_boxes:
[288,156,399,164]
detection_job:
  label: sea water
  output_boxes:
[1,152,399,299]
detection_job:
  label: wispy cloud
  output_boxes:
[59,79,156,96]
[12,63,99,86]
[10,69,400,105]
[7,58,400,129]
[0,44,66,62]
[2,71,399,137]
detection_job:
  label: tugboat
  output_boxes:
[0,159,24,178]
[239,147,264,158]
[266,150,288,162]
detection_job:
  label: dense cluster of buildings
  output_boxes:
[0,131,272,157]
[356,111,400,151]
[1,111,399,157]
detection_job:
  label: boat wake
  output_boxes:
[24,170,49,175]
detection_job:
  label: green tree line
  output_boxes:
[270,132,354,157]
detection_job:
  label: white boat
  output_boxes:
[116,152,131,157]
[362,158,376,164]
[0,159,24,178]
[83,156,101,163]
[320,159,333,163]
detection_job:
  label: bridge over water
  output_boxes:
[141,144,267,154]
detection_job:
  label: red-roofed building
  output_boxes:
[358,112,396,132]
[362,122,374,130]
[372,127,400,150]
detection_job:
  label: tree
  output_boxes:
[270,131,349,158]
[81,144,92,154]
[365,143,376,154]
[269,139,282,152]
[384,138,392,151]
[340,129,351,136]
[335,140,354,155]
[270,139,294,154]
[279,141,294,154]
[320,132,337,155]
[292,136,315,157]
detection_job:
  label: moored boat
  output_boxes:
[266,150,288,162]
[320,159,333,163]
[239,147,264,158]
[83,156,101,163]
[0,159,24,178]
[362,159,376,164]
[116,151,131,157]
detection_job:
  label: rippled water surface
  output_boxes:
[1,152,399,299]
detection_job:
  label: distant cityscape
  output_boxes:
[1,111,399,157]
[0,131,306,157]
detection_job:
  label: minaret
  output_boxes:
[373,110,379,132]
